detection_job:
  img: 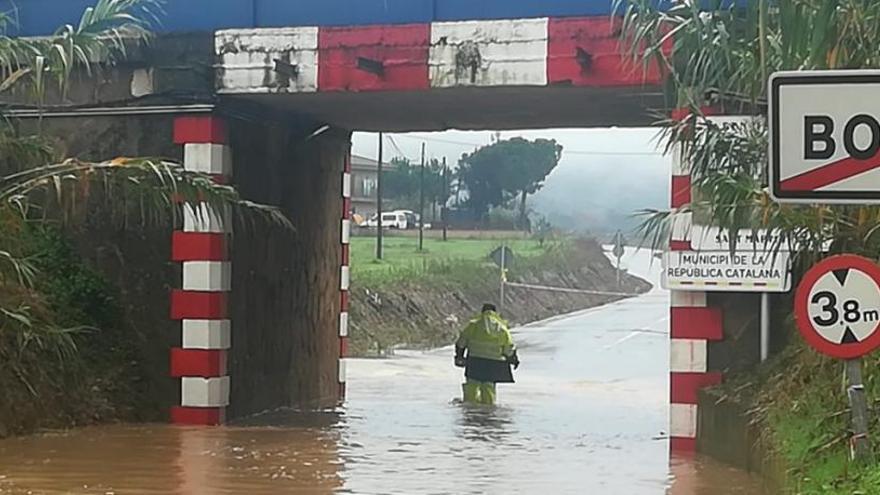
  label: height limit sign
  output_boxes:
[795,255,880,359]
[770,70,880,203]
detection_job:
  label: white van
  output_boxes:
[364,212,408,229]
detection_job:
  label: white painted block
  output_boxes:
[181,376,230,408]
[340,265,350,291]
[430,18,548,88]
[670,212,693,242]
[670,290,707,308]
[182,320,232,349]
[183,261,231,291]
[183,143,232,176]
[338,358,348,383]
[670,144,688,176]
[670,403,698,438]
[339,312,349,337]
[670,339,708,373]
[341,219,351,245]
[342,172,352,199]
[183,203,228,234]
[216,27,319,93]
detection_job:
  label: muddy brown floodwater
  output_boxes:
[0,248,769,494]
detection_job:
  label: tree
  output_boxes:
[382,156,452,217]
[458,137,562,226]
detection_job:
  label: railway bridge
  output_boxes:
[2,0,734,455]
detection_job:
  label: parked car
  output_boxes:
[400,210,432,230]
[363,212,408,229]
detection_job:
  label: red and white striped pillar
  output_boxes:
[169,115,232,425]
[668,115,723,454]
[338,153,352,401]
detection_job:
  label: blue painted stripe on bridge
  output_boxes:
[2,0,629,36]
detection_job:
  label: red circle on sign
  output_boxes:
[794,254,880,359]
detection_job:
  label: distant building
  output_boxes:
[350,154,384,218]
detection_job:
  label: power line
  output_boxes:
[391,133,665,157]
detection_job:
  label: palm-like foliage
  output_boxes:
[1,0,162,101]
[616,0,880,264]
[0,0,295,392]
[0,157,292,382]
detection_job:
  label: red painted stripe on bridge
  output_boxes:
[318,24,430,92]
[171,290,228,319]
[671,175,691,208]
[670,106,718,122]
[669,239,692,251]
[670,436,697,454]
[174,116,228,144]
[170,406,225,426]
[172,231,228,261]
[670,371,723,404]
[779,155,880,191]
[343,198,352,219]
[670,307,723,340]
[170,348,228,377]
[547,17,667,87]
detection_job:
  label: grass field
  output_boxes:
[350,236,550,285]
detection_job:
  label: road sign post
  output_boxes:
[794,254,880,462]
[770,70,880,203]
[613,231,625,290]
[845,358,871,462]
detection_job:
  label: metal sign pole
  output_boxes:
[613,230,624,290]
[760,292,770,362]
[845,358,871,462]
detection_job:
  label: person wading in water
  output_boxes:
[454,303,520,405]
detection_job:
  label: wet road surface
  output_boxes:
[0,248,766,494]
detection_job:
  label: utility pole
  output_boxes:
[442,157,448,242]
[418,142,426,252]
[499,244,507,313]
[376,132,384,260]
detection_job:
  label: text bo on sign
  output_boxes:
[770,70,880,203]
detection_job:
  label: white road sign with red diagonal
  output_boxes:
[794,254,880,359]
[770,70,880,203]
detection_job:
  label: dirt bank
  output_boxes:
[349,238,652,356]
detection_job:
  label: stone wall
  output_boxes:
[13,109,348,420]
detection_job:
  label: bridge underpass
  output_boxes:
[0,2,759,489]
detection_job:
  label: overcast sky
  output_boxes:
[352,128,671,234]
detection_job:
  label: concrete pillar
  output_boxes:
[668,110,724,454]
[169,115,233,425]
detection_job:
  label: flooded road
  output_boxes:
[0,248,766,494]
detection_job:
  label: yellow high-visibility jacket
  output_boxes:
[455,311,515,361]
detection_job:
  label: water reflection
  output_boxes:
[457,404,517,443]
[0,422,343,494]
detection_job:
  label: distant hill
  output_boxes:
[530,152,670,237]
